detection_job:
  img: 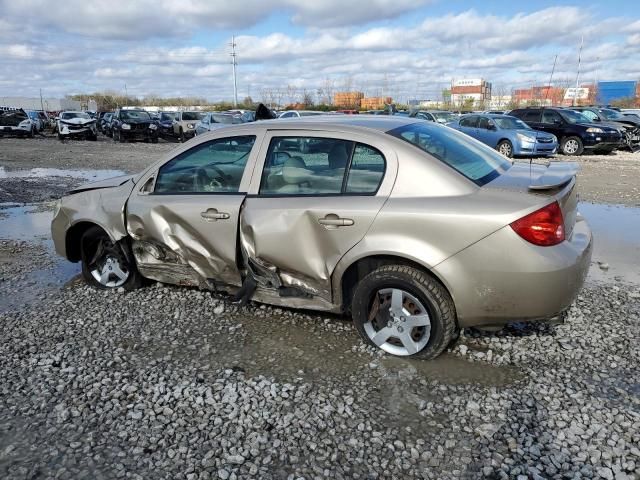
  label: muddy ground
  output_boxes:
[0,134,639,479]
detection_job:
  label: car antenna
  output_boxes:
[537,54,558,164]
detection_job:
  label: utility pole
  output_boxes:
[124,84,128,103]
[39,88,44,112]
[573,35,584,107]
[230,36,238,107]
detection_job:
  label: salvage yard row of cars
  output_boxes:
[3,104,639,157]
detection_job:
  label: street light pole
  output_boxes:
[230,36,238,107]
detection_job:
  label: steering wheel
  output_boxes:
[193,168,222,191]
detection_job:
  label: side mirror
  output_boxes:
[488,124,497,131]
[593,117,601,122]
[554,119,562,125]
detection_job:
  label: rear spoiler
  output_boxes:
[528,162,579,191]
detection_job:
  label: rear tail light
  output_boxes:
[510,201,565,246]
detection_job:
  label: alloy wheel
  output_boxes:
[364,288,431,356]
[90,255,130,288]
[564,139,579,154]
[498,142,512,156]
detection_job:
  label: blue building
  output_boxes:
[596,81,637,104]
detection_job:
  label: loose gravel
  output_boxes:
[1,281,638,479]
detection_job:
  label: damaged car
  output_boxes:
[0,108,37,137]
[571,106,640,152]
[111,108,159,143]
[57,111,98,141]
[51,117,592,359]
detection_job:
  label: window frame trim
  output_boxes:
[255,135,387,198]
[151,134,258,196]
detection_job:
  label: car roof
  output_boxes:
[260,114,422,133]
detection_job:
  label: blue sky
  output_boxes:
[0,0,638,103]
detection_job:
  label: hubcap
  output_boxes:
[364,288,431,356]
[91,255,129,288]
[499,143,511,156]
[565,140,578,154]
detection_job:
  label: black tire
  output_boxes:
[80,226,142,291]
[496,140,513,158]
[29,127,35,138]
[351,265,457,359]
[89,134,97,141]
[151,137,158,144]
[560,136,584,156]
[57,132,64,142]
[179,128,185,143]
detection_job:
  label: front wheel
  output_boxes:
[351,265,457,359]
[497,140,513,158]
[560,136,584,156]
[80,226,142,290]
[179,128,186,143]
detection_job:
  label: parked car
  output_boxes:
[0,108,37,137]
[195,113,243,135]
[51,117,591,359]
[56,111,97,141]
[111,109,159,143]
[156,111,177,140]
[449,114,557,157]
[411,110,457,124]
[100,112,114,135]
[26,110,45,132]
[173,111,205,142]
[509,107,623,155]
[278,110,324,118]
[571,106,640,151]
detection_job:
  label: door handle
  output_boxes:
[200,208,230,221]
[318,214,354,227]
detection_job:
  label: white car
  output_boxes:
[0,108,37,137]
[57,111,97,141]
[277,110,325,119]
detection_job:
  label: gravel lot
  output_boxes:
[1,134,639,479]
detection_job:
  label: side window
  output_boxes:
[542,111,561,124]
[522,111,541,122]
[477,117,490,129]
[459,116,478,128]
[154,136,255,194]
[280,112,295,118]
[580,110,598,122]
[260,137,353,195]
[346,144,386,193]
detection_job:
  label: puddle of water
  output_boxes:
[579,202,640,284]
[0,166,125,181]
[0,205,52,240]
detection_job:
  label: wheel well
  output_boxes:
[340,255,450,313]
[65,222,106,262]
[497,138,511,145]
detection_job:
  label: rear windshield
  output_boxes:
[388,122,511,186]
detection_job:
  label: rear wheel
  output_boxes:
[179,128,186,143]
[80,226,141,290]
[351,265,457,359]
[497,140,513,158]
[560,136,584,156]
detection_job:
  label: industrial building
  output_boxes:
[333,91,364,109]
[360,97,391,110]
[450,78,492,107]
[0,97,86,111]
[596,81,638,105]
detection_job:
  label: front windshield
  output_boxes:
[388,122,511,186]
[61,112,91,120]
[212,114,242,124]
[432,112,455,123]
[600,109,625,120]
[160,113,176,121]
[182,112,204,121]
[494,116,531,130]
[121,110,151,121]
[560,109,590,124]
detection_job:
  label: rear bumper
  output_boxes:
[433,215,592,328]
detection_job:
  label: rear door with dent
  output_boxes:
[125,134,261,288]
[239,130,397,302]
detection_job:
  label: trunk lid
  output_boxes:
[485,161,579,237]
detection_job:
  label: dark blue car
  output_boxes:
[448,113,558,157]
